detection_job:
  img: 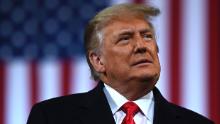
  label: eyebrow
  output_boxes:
[139,29,153,34]
[118,30,134,36]
[117,28,153,36]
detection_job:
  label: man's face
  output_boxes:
[97,18,161,85]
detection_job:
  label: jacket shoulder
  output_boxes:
[37,92,87,107]
[27,92,89,124]
[169,103,214,124]
[153,87,214,124]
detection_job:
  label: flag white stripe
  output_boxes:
[152,0,171,101]
[72,57,94,93]
[38,60,61,101]
[5,60,30,124]
[181,0,208,116]
[70,60,76,93]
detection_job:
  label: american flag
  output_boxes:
[0,0,219,124]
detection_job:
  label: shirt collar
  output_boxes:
[103,83,154,121]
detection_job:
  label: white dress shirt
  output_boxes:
[103,84,154,124]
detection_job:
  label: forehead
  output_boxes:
[102,18,153,36]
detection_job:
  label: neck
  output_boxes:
[102,78,156,101]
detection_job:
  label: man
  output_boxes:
[27,3,214,124]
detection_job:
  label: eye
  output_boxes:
[143,33,154,41]
[118,35,131,42]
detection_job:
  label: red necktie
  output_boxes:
[121,102,140,124]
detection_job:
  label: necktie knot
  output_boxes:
[120,102,140,124]
[121,102,140,115]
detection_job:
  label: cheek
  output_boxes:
[112,45,132,57]
[150,42,158,50]
[148,43,159,56]
[104,48,131,68]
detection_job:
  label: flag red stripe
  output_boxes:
[169,0,182,105]
[208,0,220,123]
[30,62,39,105]
[133,0,145,4]
[0,61,5,124]
[61,60,72,95]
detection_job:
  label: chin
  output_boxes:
[135,72,160,82]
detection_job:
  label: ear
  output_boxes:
[89,51,105,73]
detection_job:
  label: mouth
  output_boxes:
[132,59,152,66]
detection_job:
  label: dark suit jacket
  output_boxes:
[27,82,214,124]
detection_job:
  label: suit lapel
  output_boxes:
[77,82,115,124]
[153,88,180,124]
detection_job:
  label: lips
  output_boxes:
[132,59,152,66]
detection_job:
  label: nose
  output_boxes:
[134,36,147,54]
